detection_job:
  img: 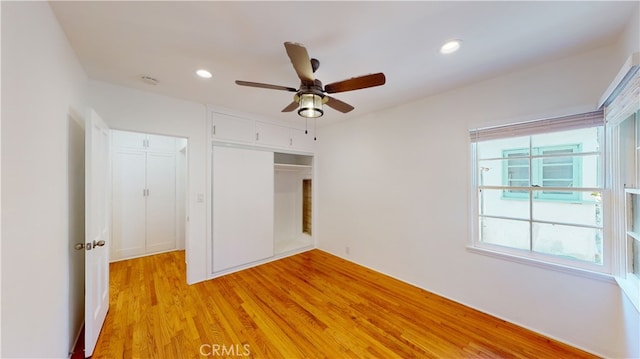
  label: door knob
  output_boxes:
[93,240,106,247]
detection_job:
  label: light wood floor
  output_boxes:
[93,249,597,358]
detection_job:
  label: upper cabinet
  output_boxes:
[111,130,177,153]
[290,128,316,151]
[209,108,316,153]
[211,112,254,143]
[255,121,291,147]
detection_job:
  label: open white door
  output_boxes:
[84,109,110,357]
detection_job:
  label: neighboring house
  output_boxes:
[478,128,603,263]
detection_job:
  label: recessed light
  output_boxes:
[440,39,462,54]
[196,69,212,78]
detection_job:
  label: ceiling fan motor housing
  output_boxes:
[298,79,327,100]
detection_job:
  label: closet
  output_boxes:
[212,146,274,272]
[211,145,314,274]
[274,153,313,254]
[111,130,186,261]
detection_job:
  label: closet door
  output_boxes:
[146,152,177,253]
[212,146,274,272]
[111,149,147,259]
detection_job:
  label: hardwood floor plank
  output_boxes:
[92,249,598,358]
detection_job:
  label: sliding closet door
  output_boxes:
[212,146,274,272]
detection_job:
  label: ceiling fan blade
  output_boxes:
[284,42,314,84]
[235,80,297,92]
[324,72,386,94]
[281,101,299,112]
[325,96,354,113]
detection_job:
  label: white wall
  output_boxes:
[1,2,88,357]
[176,138,188,250]
[317,43,637,357]
[618,7,640,65]
[88,81,208,284]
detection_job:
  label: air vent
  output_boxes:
[140,75,159,86]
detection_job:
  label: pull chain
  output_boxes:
[305,117,308,134]
[314,118,317,141]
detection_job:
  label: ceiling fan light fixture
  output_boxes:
[440,39,462,54]
[298,93,324,118]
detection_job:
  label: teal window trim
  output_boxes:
[502,149,530,199]
[502,144,583,202]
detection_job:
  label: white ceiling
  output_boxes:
[50,1,637,126]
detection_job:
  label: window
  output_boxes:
[503,144,582,202]
[470,111,606,271]
[602,57,639,311]
[611,109,639,310]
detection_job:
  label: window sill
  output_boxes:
[466,245,615,284]
[615,275,640,313]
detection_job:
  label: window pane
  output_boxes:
[633,238,640,279]
[477,136,529,159]
[533,188,582,202]
[532,223,603,264]
[478,159,510,187]
[632,193,640,234]
[509,166,529,180]
[532,192,602,227]
[532,155,580,188]
[479,189,529,219]
[531,127,600,153]
[480,217,529,250]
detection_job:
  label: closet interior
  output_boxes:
[274,152,314,254]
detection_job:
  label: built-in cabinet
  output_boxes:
[211,111,316,151]
[209,108,315,276]
[111,130,184,261]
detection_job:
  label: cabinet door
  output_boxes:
[212,146,274,272]
[146,152,177,253]
[290,128,316,151]
[111,149,147,260]
[146,133,176,153]
[111,130,146,150]
[255,121,291,148]
[212,112,254,143]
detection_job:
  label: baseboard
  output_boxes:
[69,322,84,359]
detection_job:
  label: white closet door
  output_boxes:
[212,146,274,272]
[146,152,177,253]
[111,149,147,259]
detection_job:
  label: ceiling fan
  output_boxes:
[235,42,386,118]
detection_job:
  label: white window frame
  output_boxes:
[601,53,640,312]
[468,110,611,277]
